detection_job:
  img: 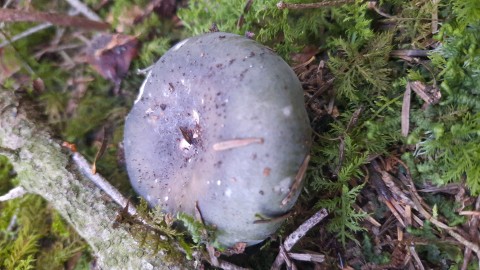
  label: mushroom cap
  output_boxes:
[124,32,311,247]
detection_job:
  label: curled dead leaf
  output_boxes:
[86,34,138,93]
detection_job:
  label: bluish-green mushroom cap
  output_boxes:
[124,32,311,247]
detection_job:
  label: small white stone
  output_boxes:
[224,189,232,197]
[217,180,222,186]
[164,196,169,202]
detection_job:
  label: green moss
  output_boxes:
[0,156,15,194]
[179,0,346,58]
[0,195,89,269]
[409,1,480,194]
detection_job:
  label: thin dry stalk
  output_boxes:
[401,82,411,137]
[461,195,480,270]
[459,211,480,216]
[91,126,110,174]
[212,137,264,151]
[0,8,110,31]
[65,0,102,21]
[431,0,440,33]
[288,252,325,263]
[0,23,52,49]
[0,186,27,202]
[277,0,354,10]
[282,154,311,206]
[72,152,141,220]
[237,0,254,28]
[409,246,425,270]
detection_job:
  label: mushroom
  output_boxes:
[124,32,311,247]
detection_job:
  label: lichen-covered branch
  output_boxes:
[0,90,190,270]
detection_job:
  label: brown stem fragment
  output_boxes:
[282,154,311,206]
[461,195,480,270]
[401,82,412,137]
[277,0,354,10]
[0,8,110,31]
[237,0,254,29]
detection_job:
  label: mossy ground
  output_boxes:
[1,0,479,269]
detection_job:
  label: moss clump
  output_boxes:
[0,194,89,270]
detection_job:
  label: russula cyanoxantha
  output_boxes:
[124,32,311,247]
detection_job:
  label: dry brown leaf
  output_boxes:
[291,45,319,66]
[85,34,138,93]
[410,80,441,105]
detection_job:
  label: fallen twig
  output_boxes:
[282,154,310,206]
[280,244,297,270]
[270,208,328,270]
[459,211,480,217]
[237,0,254,29]
[277,0,354,10]
[72,152,140,218]
[0,8,110,31]
[0,23,52,49]
[410,80,441,105]
[401,82,411,137]
[431,0,440,34]
[461,195,480,270]
[91,125,111,174]
[409,246,425,270]
[0,186,27,202]
[288,252,325,263]
[219,260,251,270]
[65,0,102,21]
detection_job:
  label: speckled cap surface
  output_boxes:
[124,32,311,247]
